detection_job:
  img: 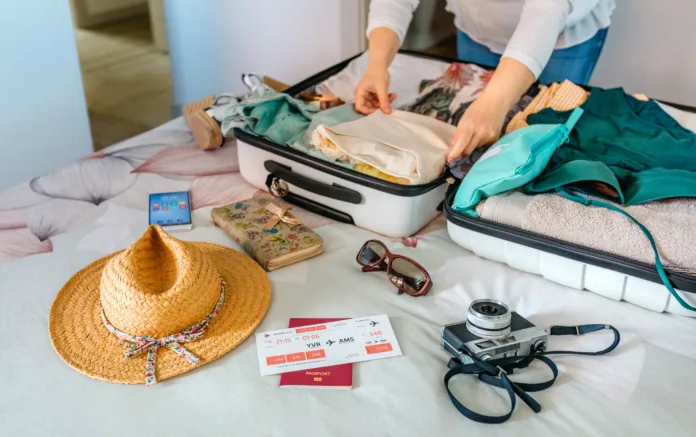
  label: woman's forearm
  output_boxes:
[447,58,536,161]
[479,58,536,113]
[367,27,401,70]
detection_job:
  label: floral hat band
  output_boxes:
[99,276,226,386]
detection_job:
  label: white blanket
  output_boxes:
[1,112,696,437]
[312,110,455,184]
[2,218,696,436]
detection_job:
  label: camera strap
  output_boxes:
[444,324,620,424]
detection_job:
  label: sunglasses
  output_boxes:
[356,240,432,296]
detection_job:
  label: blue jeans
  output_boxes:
[457,29,608,85]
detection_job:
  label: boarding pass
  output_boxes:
[255,314,402,376]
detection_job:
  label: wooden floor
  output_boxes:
[74,16,173,151]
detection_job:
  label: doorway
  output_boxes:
[71,0,173,151]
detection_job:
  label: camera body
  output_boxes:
[441,299,548,364]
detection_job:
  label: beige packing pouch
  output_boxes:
[311,110,455,185]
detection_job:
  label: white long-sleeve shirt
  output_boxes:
[367,0,615,78]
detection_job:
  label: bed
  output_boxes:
[1,117,696,437]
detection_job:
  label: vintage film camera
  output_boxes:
[441,299,548,364]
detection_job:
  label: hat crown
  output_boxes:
[99,226,220,338]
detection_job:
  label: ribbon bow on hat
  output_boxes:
[263,202,301,231]
[99,276,226,386]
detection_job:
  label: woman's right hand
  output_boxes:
[354,64,396,115]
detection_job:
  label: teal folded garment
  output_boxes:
[451,107,583,216]
[525,87,696,204]
[212,84,363,165]
[241,94,319,145]
[215,85,319,145]
[217,84,277,136]
[289,105,364,168]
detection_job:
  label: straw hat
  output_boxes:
[49,225,271,385]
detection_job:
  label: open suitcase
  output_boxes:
[235,51,474,238]
[444,88,696,317]
[236,50,696,316]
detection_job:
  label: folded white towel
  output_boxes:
[311,110,455,185]
[477,191,696,274]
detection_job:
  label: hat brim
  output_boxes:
[49,243,271,384]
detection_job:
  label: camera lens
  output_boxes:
[466,299,512,339]
[471,300,508,317]
[478,305,499,315]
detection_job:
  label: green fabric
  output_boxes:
[241,93,319,145]
[527,160,625,202]
[213,85,362,165]
[215,84,319,145]
[289,105,364,168]
[525,87,696,204]
[452,108,584,216]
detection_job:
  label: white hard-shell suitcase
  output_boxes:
[236,52,456,238]
[435,73,696,317]
[443,187,696,317]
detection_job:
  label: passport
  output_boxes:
[279,318,353,390]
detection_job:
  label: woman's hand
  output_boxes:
[355,27,401,115]
[354,64,397,115]
[447,95,507,162]
[446,58,536,162]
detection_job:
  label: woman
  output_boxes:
[355,0,615,161]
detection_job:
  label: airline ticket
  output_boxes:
[255,314,402,376]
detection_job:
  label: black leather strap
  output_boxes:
[444,324,620,424]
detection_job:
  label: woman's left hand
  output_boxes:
[447,94,508,162]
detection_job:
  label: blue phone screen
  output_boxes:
[149,191,192,226]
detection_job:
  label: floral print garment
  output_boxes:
[405,63,536,135]
[404,63,492,124]
[403,62,538,181]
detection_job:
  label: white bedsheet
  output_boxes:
[2,217,696,436]
[2,77,696,435]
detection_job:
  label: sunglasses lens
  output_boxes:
[389,258,428,295]
[358,242,386,266]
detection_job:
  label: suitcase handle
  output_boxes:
[264,160,362,204]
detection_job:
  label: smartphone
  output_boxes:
[148,191,193,231]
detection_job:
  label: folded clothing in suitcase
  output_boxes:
[311,110,454,185]
[446,86,696,316]
[446,191,696,317]
[232,51,696,315]
[234,51,544,237]
[235,51,502,238]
